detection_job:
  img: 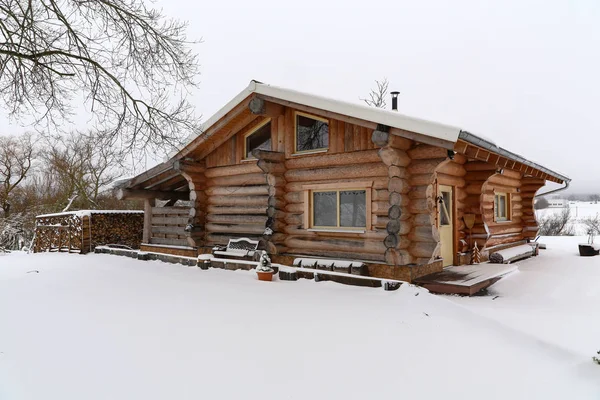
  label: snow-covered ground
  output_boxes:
[1,241,599,399]
[536,201,600,234]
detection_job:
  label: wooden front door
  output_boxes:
[438,185,454,267]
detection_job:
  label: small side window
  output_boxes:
[295,113,328,153]
[494,193,510,221]
[244,121,271,159]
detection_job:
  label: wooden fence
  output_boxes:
[34,211,144,254]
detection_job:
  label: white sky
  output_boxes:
[3,0,599,193]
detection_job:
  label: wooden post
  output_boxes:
[143,198,154,244]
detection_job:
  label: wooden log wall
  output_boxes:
[204,161,269,247]
[406,144,448,265]
[149,207,190,247]
[520,177,546,240]
[255,149,287,254]
[175,160,207,248]
[480,169,525,248]
[461,162,497,249]
[282,148,388,262]
[371,130,412,265]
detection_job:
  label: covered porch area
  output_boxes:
[116,159,206,258]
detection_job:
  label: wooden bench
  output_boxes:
[292,257,366,275]
[212,238,259,260]
[489,244,537,264]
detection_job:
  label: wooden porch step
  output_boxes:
[413,264,518,296]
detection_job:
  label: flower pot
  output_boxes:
[578,244,599,257]
[256,271,274,281]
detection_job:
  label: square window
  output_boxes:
[311,189,366,229]
[296,113,328,152]
[245,121,271,159]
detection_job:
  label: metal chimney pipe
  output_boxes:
[391,91,400,111]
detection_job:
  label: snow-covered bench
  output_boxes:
[489,244,537,264]
[212,238,259,260]
[293,257,366,275]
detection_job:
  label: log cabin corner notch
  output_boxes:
[116,80,570,281]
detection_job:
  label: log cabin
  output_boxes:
[116,80,570,282]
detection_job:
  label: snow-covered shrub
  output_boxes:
[256,250,273,273]
[538,208,575,236]
[0,212,35,250]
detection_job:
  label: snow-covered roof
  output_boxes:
[174,80,462,157]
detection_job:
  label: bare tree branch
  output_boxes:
[0,0,201,154]
[361,78,389,109]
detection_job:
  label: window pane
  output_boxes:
[494,195,499,218]
[499,195,506,218]
[340,190,366,227]
[440,191,451,226]
[296,115,328,152]
[313,191,337,226]
[246,122,271,158]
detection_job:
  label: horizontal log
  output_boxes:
[284,235,386,254]
[206,214,268,225]
[206,233,264,246]
[409,241,438,259]
[413,213,434,226]
[371,130,412,150]
[149,237,190,247]
[257,160,286,174]
[409,226,439,243]
[205,223,265,235]
[408,185,431,200]
[252,149,286,162]
[372,200,392,213]
[409,173,435,186]
[408,144,447,160]
[285,213,303,225]
[408,198,433,214]
[378,147,411,167]
[520,184,545,193]
[266,173,286,187]
[284,163,388,182]
[285,149,381,169]
[151,226,187,235]
[486,234,524,247]
[189,191,208,203]
[206,205,266,215]
[385,248,412,265]
[208,195,268,207]
[205,185,269,196]
[204,163,262,178]
[116,188,188,201]
[283,227,387,240]
[206,173,266,187]
[152,207,189,215]
[408,159,445,175]
[373,189,390,201]
[464,162,497,171]
[486,174,522,188]
[152,216,189,225]
[465,170,499,181]
[285,203,304,213]
[286,177,389,192]
[436,161,466,177]
[436,173,466,188]
[173,160,205,174]
[285,191,303,204]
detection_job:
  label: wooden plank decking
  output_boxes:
[414,264,518,296]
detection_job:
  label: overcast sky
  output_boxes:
[4,0,599,193]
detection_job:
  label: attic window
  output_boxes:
[295,112,329,153]
[244,120,271,159]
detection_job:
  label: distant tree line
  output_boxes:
[0,132,140,250]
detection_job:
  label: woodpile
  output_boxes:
[34,211,143,253]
